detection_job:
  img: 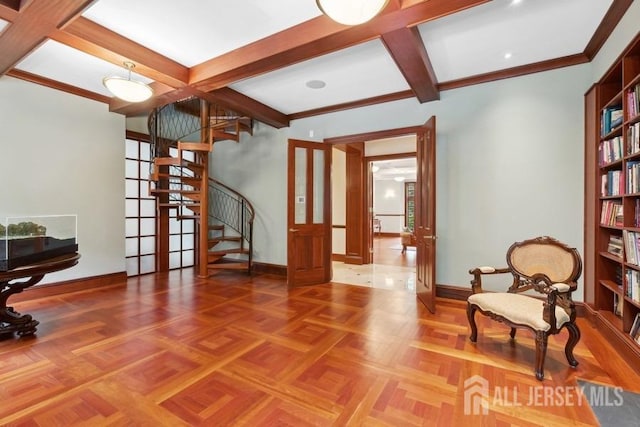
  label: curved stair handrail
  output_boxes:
[208,178,254,269]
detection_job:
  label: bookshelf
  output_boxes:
[586,32,640,367]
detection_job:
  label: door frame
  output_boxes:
[366,152,417,264]
[325,125,428,266]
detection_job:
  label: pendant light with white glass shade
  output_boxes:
[316,0,389,25]
[103,61,153,103]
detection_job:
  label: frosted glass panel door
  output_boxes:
[295,147,307,224]
[313,149,324,224]
[125,136,156,276]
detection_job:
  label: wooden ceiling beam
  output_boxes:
[290,90,415,121]
[190,0,490,92]
[110,84,290,129]
[584,0,634,60]
[381,26,439,103]
[0,1,19,20]
[0,0,21,12]
[7,68,110,103]
[0,0,96,75]
[196,88,290,129]
[438,53,589,92]
[50,17,189,88]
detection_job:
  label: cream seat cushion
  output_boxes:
[468,293,569,331]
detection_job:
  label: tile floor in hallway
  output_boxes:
[331,236,417,291]
[331,261,416,291]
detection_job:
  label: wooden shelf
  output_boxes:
[600,279,623,294]
[599,309,624,331]
[587,32,640,367]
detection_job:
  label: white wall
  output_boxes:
[366,136,416,155]
[209,121,288,265]
[125,115,148,134]
[373,179,406,233]
[0,76,125,284]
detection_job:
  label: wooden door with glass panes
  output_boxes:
[287,139,332,287]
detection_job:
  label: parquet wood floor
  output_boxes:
[1,269,638,426]
[372,236,415,267]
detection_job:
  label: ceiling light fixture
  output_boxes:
[394,176,405,182]
[316,0,389,26]
[371,165,380,172]
[103,61,153,103]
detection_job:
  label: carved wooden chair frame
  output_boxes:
[467,236,582,380]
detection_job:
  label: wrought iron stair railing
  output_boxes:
[209,178,254,270]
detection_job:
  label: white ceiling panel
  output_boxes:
[419,0,614,82]
[230,39,410,114]
[82,0,323,67]
[15,40,154,97]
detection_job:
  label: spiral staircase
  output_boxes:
[148,97,254,277]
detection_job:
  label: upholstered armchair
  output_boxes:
[466,236,582,380]
[400,228,416,254]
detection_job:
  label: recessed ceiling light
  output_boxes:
[306,80,326,89]
[511,0,522,5]
[504,52,513,59]
[394,176,405,182]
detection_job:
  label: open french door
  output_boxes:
[287,139,332,287]
[416,116,437,312]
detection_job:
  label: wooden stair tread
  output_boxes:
[154,158,204,170]
[212,130,239,142]
[176,215,199,220]
[208,248,249,256]
[178,142,212,152]
[151,189,200,195]
[207,261,249,270]
[158,202,201,209]
[208,236,242,243]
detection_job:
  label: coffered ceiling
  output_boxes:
[0,0,630,129]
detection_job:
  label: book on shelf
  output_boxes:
[628,161,640,194]
[607,235,624,257]
[601,105,623,136]
[599,136,623,165]
[631,313,640,344]
[615,264,624,287]
[629,122,640,155]
[611,109,623,129]
[626,268,640,303]
[601,170,623,196]
[622,230,640,265]
[614,292,624,317]
[627,84,640,121]
[600,200,623,226]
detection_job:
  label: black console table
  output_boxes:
[0,253,80,336]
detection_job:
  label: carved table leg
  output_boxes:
[0,276,43,336]
[467,303,478,342]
